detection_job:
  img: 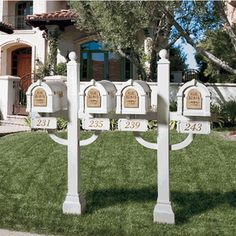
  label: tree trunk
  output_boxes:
[215,1,236,52]
[118,48,147,80]
[158,2,236,75]
[149,49,157,81]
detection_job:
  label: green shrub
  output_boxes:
[57,118,68,131]
[211,100,236,128]
[55,63,67,76]
[210,103,225,128]
[35,61,51,80]
[170,100,177,111]
[35,62,67,80]
[24,116,31,127]
[169,120,177,130]
[148,120,158,130]
[110,119,118,131]
[220,100,236,125]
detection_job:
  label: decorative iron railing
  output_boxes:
[13,74,33,115]
[14,80,26,106]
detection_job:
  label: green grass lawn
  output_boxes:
[0,131,235,236]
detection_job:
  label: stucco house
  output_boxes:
[25,5,136,83]
[0,0,52,118]
[0,0,235,123]
[0,0,138,120]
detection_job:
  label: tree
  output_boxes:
[70,0,236,81]
[157,0,236,77]
[196,29,236,83]
[169,46,187,72]
[70,0,182,81]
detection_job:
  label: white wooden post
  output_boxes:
[154,49,175,224]
[63,52,85,214]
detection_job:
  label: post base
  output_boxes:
[63,194,86,215]
[153,202,175,224]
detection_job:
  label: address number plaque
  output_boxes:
[118,119,148,132]
[83,118,110,130]
[177,120,210,134]
[31,117,57,129]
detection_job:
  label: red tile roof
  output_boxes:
[26,9,76,21]
[0,21,13,34]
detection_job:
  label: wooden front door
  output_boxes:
[13,53,32,115]
[17,54,31,78]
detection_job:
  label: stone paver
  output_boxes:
[0,229,50,236]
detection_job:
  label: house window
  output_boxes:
[80,41,133,81]
[15,1,33,30]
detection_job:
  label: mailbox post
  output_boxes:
[62,52,85,214]
[26,50,211,224]
[154,50,175,224]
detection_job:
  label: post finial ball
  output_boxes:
[159,49,168,59]
[69,51,77,61]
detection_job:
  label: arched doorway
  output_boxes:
[12,47,32,78]
[11,47,32,115]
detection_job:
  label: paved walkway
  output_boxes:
[0,125,30,136]
[0,229,51,236]
[0,115,31,136]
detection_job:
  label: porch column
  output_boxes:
[0,76,20,120]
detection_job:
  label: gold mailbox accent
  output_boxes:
[124,88,139,108]
[33,88,47,107]
[186,88,202,109]
[87,88,101,107]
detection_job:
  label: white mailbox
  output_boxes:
[177,79,211,117]
[26,79,67,113]
[79,79,117,114]
[116,79,151,114]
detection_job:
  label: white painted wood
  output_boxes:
[154,49,175,224]
[47,130,100,147]
[80,133,100,146]
[78,81,236,111]
[83,118,110,131]
[177,79,211,117]
[116,79,151,114]
[79,79,117,114]
[26,79,67,113]
[63,52,85,215]
[31,117,57,129]
[133,132,157,149]
[170,112,190,121]
[170,133,194,151]
[118,119,148,132]
[47,131,68,146]
[177,121,211,134]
